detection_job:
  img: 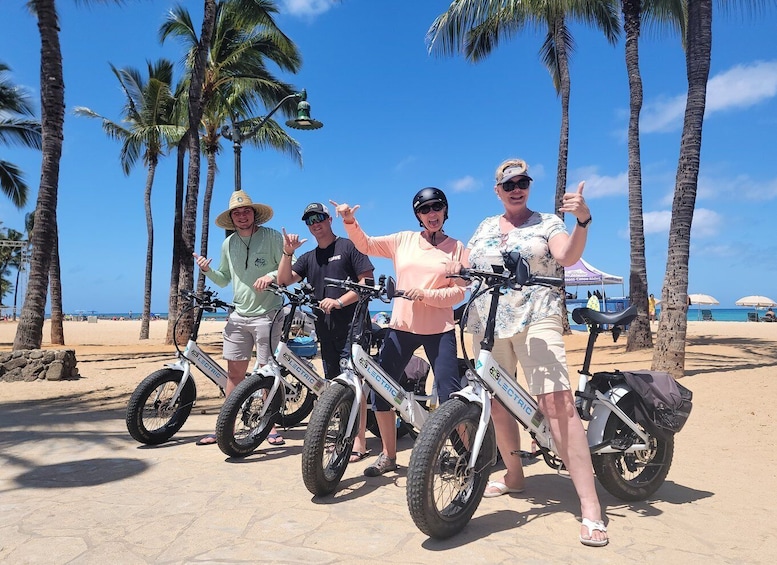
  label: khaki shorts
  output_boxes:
[222,310,282,366]
[473,315,570,396]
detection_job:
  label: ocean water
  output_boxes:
[68,307,765,323]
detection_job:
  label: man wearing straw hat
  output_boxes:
[193,190,286,446]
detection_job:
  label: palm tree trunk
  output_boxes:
[176,0,216,345]
[652,0,712,378]
[197,149,217,295]
[623,0,652,351]
[50,223,64,345]
[14,0,63,350]
[140,161,157,340]
[552,16,572,333]
[166,138,187,345]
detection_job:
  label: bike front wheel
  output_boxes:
[592,394,675,501]
[126,368,197,445]
[301,382,357,496]
[279,371,316,428]
[406,398,496,539]
[215,374,282,458]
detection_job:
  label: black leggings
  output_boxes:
[372,328,459,411]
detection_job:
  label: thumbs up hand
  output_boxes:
[559,181,591,224]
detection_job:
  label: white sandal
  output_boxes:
[580,518,608,547]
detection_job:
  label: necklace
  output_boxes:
[238,230,254,269]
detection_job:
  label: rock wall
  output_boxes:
[0,350,79,382]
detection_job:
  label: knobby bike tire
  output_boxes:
[301,383,357,496]
[215,374,282,458]
[592,393,675,501]
[406,399,496,539]
[126,368,197,445]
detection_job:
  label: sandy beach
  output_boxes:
[1,318,776,563]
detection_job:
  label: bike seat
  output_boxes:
[572,305,637,327]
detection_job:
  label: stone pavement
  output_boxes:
[0,377,768,565]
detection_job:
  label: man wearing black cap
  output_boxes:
[278,202,374,461]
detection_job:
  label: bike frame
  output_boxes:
[327,276,435,439]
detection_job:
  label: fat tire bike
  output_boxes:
[406,251,690,539]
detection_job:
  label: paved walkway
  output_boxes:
[0,377,770,564]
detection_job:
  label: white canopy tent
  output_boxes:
[564,258,626,304]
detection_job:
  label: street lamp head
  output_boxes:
[286,92,323,130]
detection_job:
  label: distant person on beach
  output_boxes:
[445,158,607,547]
[192,190,286,447]
[764,308,775,322]
[648,294,657,321]
[277,202,375,462]
[333,187,466,478]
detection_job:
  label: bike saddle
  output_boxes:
[572,305,637,327]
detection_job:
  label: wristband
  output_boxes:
[336,299,344,309]
[282,251,293,257]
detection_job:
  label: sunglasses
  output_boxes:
[500,178,531,191]
[304,213,329,226]
[417,202,445,215]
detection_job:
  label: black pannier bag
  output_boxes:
[621,370,693,439]
[398,355,430,394]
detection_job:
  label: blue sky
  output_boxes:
[1,0,776,314]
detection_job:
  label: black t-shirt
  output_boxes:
[292,237,374,328]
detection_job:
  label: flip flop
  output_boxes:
[267,433,285,446]
[195,434,217,446]
[483,480,525,498]
[579,518,609,547]
[349,449,372,463]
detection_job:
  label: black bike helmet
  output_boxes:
[412,187,449,225]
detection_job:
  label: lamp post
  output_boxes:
[220,89,323,192]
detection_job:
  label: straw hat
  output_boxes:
[215,190,274,230]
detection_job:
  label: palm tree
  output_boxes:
[14,0,64,350]
[622,0,685,352]
[0,62,41,209]
[427,0,620,214]
[15,0,127,350]
[160,0,302,341]
[74,60,186,339]
[651,0,711,378]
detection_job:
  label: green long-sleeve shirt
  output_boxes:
[204,226,283,316]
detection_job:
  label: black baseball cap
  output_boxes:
[301,202,330,220]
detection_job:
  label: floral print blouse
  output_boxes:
[466,212,566,338]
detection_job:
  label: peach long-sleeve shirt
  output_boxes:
[344,220,466,335]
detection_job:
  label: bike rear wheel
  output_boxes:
[279,371,316,428]
[592,394,675,501]
[406,399,495,539]
[301,383,357,496]
[126,368,196,445]
[216,374,281,458]
[366,409,412,439]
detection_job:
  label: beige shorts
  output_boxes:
[474,315,570,396]
[222,310,282,366]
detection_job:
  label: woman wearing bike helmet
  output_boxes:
[331,188,466,478]
[447,158,606,547]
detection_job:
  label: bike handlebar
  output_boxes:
[266,282,319,308]
[456,267,563,289]
[180,288,233,311]
[324,275,393,303]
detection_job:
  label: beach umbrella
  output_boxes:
[688,293,718,320]
[735,295,777,308]
[688,293,719,305]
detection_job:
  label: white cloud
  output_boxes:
[641,60,777,133]
[644,207,721,238]
[282,0,337,17]
[568,167,627,198]
[393,156,417,172]
[448,175,480,193]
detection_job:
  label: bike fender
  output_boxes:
[587,384,631,446]
[451,387,483,406]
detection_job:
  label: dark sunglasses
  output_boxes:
[417,202,445,215]
[500,178,531,192]
[304,213,329,226]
